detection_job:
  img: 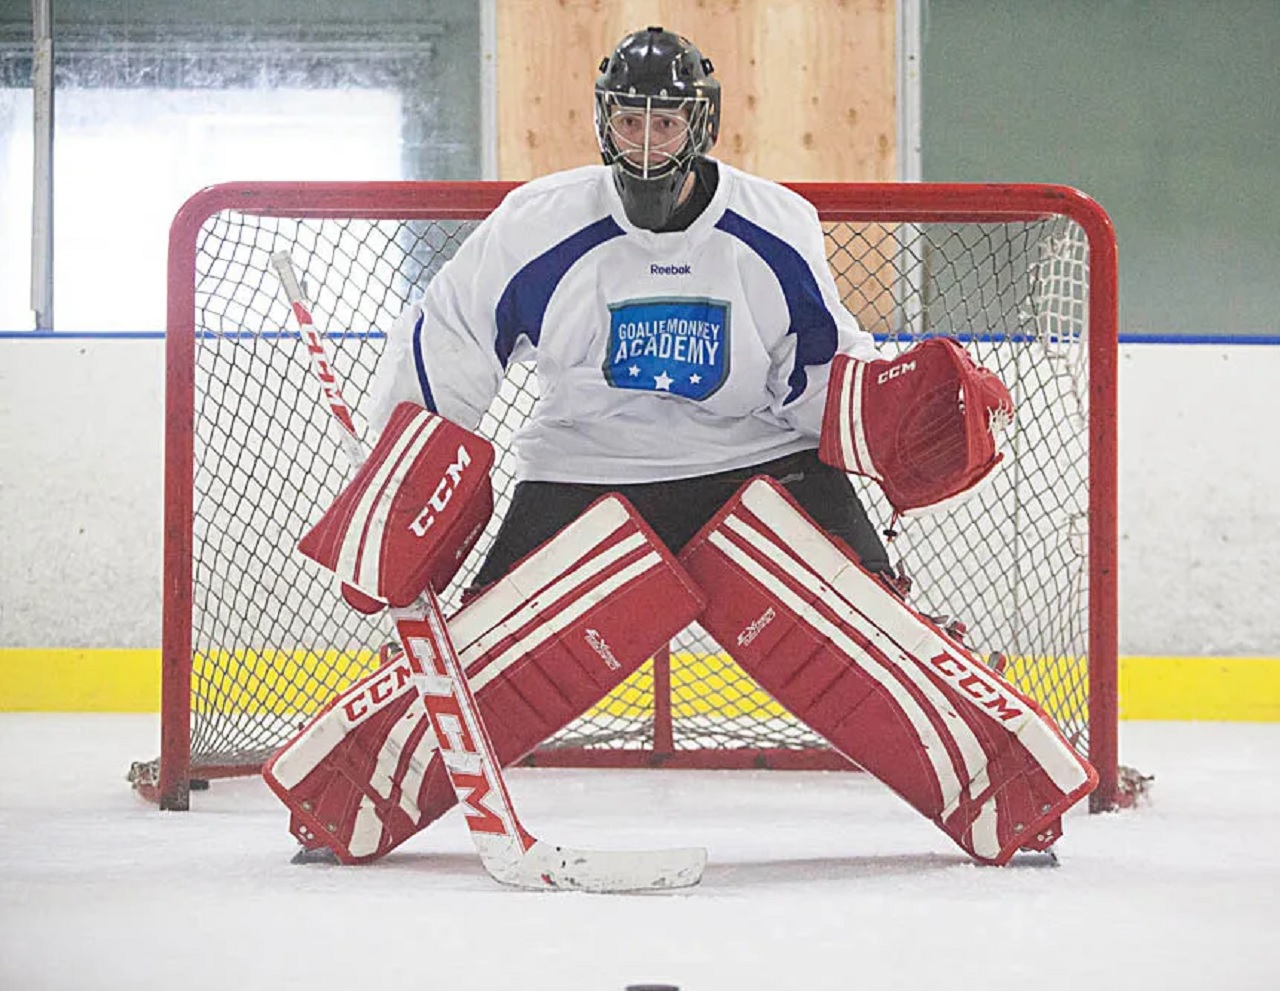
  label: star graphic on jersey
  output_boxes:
[629,365,640,377]
[654,370,673,391]
[689,373,702,385]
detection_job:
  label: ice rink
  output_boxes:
[2,715,1277,991]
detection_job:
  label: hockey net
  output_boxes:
[137,181,1118,811]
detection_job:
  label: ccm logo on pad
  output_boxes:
[409,444,474,538]
[876,360,916,385]
[342,658,415,724]
[927,652,1024,722]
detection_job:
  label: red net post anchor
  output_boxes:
[1113,765,1155,809]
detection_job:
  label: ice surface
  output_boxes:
[1,715,1277,990]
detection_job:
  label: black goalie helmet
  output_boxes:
[594,27,721,230]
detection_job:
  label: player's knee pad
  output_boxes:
[679,476,1097,865]
[444,493,706,760]
[265,493,706,863]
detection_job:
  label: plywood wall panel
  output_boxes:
[496,0,896,182]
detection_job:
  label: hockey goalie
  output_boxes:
[264,23,1096,875]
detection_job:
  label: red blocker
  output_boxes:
[679,477,1097,865]
[297,402,496,610]
[265,494,706,863]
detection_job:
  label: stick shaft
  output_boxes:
[270,251,365,467]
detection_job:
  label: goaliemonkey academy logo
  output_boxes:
[604,297,731,401]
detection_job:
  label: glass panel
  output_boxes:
[0,87,401,331]
[0,2,480,331]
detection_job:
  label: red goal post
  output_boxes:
[139,180,1119,814]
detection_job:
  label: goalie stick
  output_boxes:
[269,252,365,470]
[270,253,706,891]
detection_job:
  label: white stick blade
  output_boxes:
[489,841,707,893]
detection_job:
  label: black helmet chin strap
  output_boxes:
[612,164,690,231]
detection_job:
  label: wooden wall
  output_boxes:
[495,0,897,182]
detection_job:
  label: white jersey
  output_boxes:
[368,160,879,484]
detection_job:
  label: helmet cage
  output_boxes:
[594,91,714,180]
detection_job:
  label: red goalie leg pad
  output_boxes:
[263,655,451,864]
[265,494,706,863]
[447,494,705,756]
[679,477,1097,865]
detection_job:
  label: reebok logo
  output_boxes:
[650,263,692,276]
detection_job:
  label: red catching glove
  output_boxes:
[819,337,1014,517]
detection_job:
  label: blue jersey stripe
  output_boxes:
[714,209,838,404]
[493,215,626,367]
[411,311,438,412]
